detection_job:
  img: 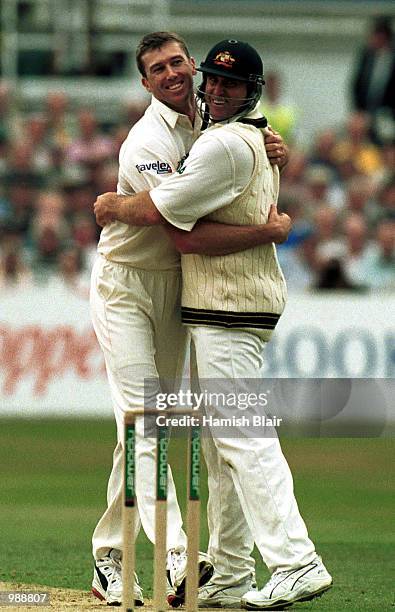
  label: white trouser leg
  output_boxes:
[202,430,255,586]
[190,326,316,573]
[90,256,187,559]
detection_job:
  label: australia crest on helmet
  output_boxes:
[214,51,236,70]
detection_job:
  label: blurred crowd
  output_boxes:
[0,18,394,294]
[0,86,148,293]
[276,115,394,292]
[266,16,395,292]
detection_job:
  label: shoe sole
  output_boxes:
[242,582,332,610]
[92,587,144,607]
[168,560,214,608]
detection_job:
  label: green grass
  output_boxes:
[0,420,394,611]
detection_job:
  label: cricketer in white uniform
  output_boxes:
[94,39,332,611]
[90,32,291,608]
[90,33,206,606]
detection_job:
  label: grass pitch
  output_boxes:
[0,419,394,611]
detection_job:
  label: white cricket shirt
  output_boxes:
[150,127,254,231]
[98,96,201,270]
[151,119,286,338]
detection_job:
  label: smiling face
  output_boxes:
[204,74,248,121]
[141,42,196,117]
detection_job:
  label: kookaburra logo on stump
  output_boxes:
[214,51,236,69]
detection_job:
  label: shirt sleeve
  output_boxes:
[150,129,254,231]
[117,130,177,195]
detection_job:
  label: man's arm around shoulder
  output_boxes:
[94,192,164,227]
[94,192,292,254]
[165,204,292,256]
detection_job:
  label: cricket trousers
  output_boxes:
[90,255,188,559]
[189,325,316,583]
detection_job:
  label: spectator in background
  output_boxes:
[309,128,340,179]
[71,213,98,270]
[0,131,10,180]
[341,214,373,287]
[281,149,307,187]
[6,141,43,187]
[46,144,68,188]
[315,213,394,293]
[259,70,299,143]
[0,81,23,141]
[32,190,69,236]
[66,109,114,167]
[361,220,395,289]
[121,99,149,128]
[312,205,345,267]
[83,161,118,202]
[377,175,395,221]
[57,244,85,284]
[31,225,65,282]
[29,190,70,281]
[24,113,52,176]
[351,17,395,144]
[333,154,360,185]
[44,91,78,151]
[4,182,38,242]
[305,165,345,211]
[367,174,395,226]
[344,175,373,214]
[343,175,377,224]
[0,184,12,226]
[0,231,32,288]
[112,124,132,158]
[315,257,358,290]
[298,235,320,290]
[280,148,309,207]
[370,139,394,189]
[276,196,315,291]
[90,161,119,197]
[49,244,89,296]
[62,179,95,219]
[333,111,382,177]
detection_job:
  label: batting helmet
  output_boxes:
[196,39,265,123]
[198,39,264,85]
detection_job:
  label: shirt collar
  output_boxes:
[151,95,198,130]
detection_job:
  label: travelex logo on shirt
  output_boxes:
[136,161,172,174]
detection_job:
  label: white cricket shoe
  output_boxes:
[198,574,257,608]
[167,548,214,606]
[241,556,332,610]
[92,548,144,606]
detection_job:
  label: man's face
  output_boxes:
[141,42,196,114]
[205,75,248,121]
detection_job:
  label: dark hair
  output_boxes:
[136,31,190,77]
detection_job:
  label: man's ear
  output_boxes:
[190,57,197,76]
[142,77,151,93]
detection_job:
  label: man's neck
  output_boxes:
[167,96,196,125]
[180,104,196,125]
